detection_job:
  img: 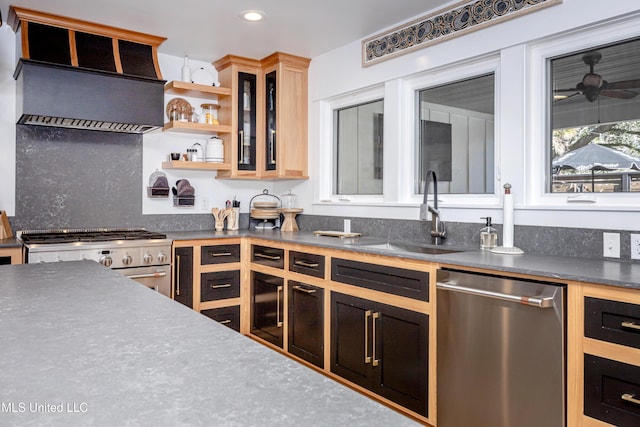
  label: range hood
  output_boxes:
[9,6,166,134]
[15,59,165,133]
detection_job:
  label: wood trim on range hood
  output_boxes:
[8,6,165,80]
[8,6,166,134]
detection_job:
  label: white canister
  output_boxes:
[191,142,204,162]
[206,137,224,162]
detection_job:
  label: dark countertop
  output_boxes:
[167,230,640,290]
[0,237,22,248]
[0,261,420,426]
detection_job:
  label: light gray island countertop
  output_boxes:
[0,261,419,426]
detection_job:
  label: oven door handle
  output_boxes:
[126,271,167,280]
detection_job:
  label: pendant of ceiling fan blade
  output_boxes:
[606,79,640,90]
[554,87,580,93]
[601,89,638,99]
[553,92,580,102]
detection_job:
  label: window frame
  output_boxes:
[404,55,501,208]
[527,13,640,211]
[318,84,386,204]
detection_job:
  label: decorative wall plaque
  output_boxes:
[362,0,562,67]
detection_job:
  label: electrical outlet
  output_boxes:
[631,234,640,260]
[603,232,620,258]
[200,198,209,210]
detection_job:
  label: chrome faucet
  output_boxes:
[419,169,447,245]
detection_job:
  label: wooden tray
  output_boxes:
[313,230,361,238]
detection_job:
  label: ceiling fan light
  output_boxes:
[583,73,603,88]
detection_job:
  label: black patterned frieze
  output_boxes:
[362,0,562,66]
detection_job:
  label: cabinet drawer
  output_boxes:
[251,245,284,269]
[200,271,240,301]
[289,251,325,279]
[585,297,640,349]
[201,306,240,332]
[584,354,640,426]
[331,258,429,301]
[201,244,240,265]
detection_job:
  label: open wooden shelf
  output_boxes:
[162,161,231,171]
[162,121,232,134]
[164,80,231,98]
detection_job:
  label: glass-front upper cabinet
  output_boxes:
[265,71,277,171]
[213,52,309,179]
[238,72,257,171]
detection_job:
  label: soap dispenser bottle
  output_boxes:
[480,217,498,250]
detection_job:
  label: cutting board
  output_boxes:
[0,210,13,239]
[313,230,361,238]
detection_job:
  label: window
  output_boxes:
[416,73,495,195]
[333,100,384,195]
[549,37,640,193]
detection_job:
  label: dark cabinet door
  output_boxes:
[331,293,372,388]
[250,271,284,348]
[238,72,257,171]
[265,70,277,171]
[330,292,429,417]
[374,303,428,416]
[288,281,324,368]
[174,247,193,308]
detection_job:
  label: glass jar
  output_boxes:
[280,190,297,209]
[200,103,220,125]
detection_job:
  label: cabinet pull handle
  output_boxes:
[218,319,232,325]
[175,255,181,296]
[126,272,167,280]
[210,283,232,289]
[269,130,276,165]
[622,393,640,406]
[621,321,640,331]
[209,251,232,257]
[238,130,244,163]
[255,252,281,261]
[292,285,316,294]
[293,259,319,268]
[372,312,380,367]
[364,310,372,364]
[276,285,284,327]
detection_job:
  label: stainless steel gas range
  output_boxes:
[19,228,172,297]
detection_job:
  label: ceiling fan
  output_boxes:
[554,51,640,102]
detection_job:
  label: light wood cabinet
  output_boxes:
[568,282,640,427]
[243,238,435,425]
[0,246,22,265]
[213,52,310,180]
[172,239,242,332]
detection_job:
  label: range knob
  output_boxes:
[143,253,153,264]
[157,252,167,263]
[122,255,133,266]
[99,255,113,267]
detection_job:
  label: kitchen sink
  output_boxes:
[354,241,466,255]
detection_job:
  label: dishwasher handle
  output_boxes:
[436,280,556,308]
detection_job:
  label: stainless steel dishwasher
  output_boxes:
[436,269,565,427]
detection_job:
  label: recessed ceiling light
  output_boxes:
[242,10,265,22]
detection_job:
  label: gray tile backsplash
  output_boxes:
[9,125,636,261]
[296,215,637,261]
[12,125,220,232]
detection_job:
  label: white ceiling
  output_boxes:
[0,0,453,62]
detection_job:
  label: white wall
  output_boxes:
[297,0,640,231]
[143,54,269,216]
[0,25,16,215]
